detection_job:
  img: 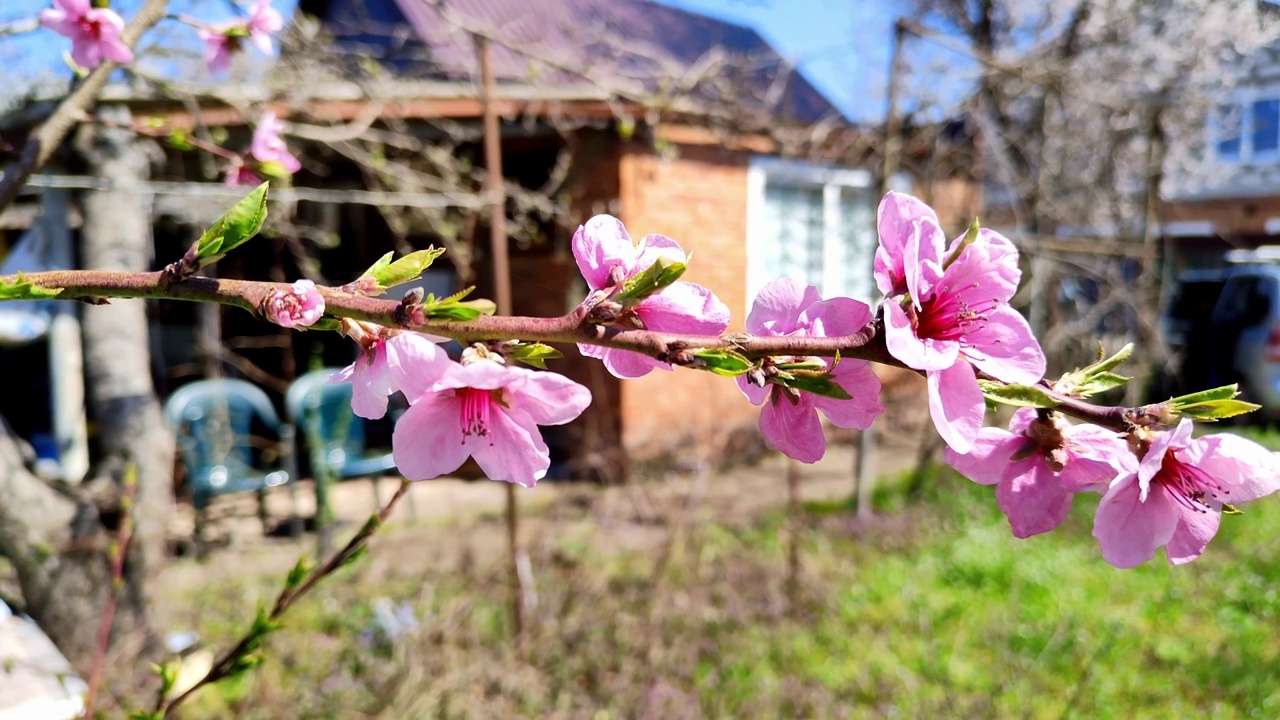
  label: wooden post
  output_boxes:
[477,35,524,639]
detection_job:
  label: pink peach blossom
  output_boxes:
[222,154,262,186]
[331,332,450,420]
[1092,420,1280,568]
[40,0,133,69]
[572,215,729,378]
[197,0,283,73]
[392,360,591,487]
[945,409,1133,538]
[265,279,324,328]
[875,192,1045,453]
[735,278,883,463]
[250,112,301,173]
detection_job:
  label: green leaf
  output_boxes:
[362,252,394,279]
[368,247,446,289]
[508,342,563,369]
[167,129,194,151]
[0,273,62,300]
[780,373,853,401]
[1175,399,1260,421]
[1072,372,1131,397]
[194,182,269,267]
[978,380,1061,409]
[1087,342,1134,375]
[424,298,496,322]
[942,217,981,270]
[283,557,313,592]
[692,348,752,377]
[614,256,687,305]
[255,161,291,180]
[1168,384,1240,406]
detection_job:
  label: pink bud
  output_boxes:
[265,279,325,328]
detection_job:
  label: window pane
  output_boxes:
[761,183,824,288]
[1254,99,1280,154]
[833,187,877,304]
[1216,104,1242,159]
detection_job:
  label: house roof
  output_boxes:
[298,0,843,125]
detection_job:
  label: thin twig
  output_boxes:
[159,478,413,717]
[80,461,139,719]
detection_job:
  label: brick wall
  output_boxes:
[615,142,761,463]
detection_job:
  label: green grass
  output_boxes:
[157,463,1280,719]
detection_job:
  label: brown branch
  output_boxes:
[0,0,172,214]
[1,268,1153,432]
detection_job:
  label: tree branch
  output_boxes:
[3,268,1143,432]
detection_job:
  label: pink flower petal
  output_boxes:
[508,367,592,426]
[632,233,687,273]
[811,359,883,430]
[1165,505,1222,566]
[1191,433,1280,503]
[735,375,770,405]
[1092,474,1180,569]
[385,332,450,401]
[603,347,668,378]
[759,395,826,463]
[996,463,1075,538]
[745,277,819,335]
[392,394,470,481]
[884,301,959,372]
[926,360,985,454]
[572,215,635,289]
[943,429,1022,487]
[874,191,941,297]
[470,407,549,487]
[1137,421,1190,497]
[803,295,872,338]
[962,305,1046,385]
[635,281,730,335]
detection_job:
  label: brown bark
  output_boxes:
[75,105,175,663]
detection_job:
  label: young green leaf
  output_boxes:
[367,247,446,289]
[978,380,1061,409]
[0,273,62,300]
[614,256,687,304]
[508,342,564,369]
[778,372,853,400]
[1168,384,1241,407]
[691,348,752,377]
[193,182,269,267]
[1175,399,1260,421]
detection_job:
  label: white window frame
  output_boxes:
[745,157,896,313]
[1209,85,1280,165]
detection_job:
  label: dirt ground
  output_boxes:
[159,418,934,605]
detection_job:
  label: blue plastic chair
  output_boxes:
[164,378,294,548]
[285,369,398,523]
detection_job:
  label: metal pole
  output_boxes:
[478,35,524,639]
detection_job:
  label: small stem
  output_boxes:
[81,461,138,720]
[159,478,413,717]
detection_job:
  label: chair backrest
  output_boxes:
[285,369,367,471]
[164,379,286,497]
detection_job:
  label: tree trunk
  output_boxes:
[0,419,112,667]
[77,105,173,662]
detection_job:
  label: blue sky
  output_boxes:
[657,0,899,121]
[2,0,901,120]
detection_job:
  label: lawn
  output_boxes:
[158,455,1280,719]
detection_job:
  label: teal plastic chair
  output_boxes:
[285,369,398,535]
[164,378,294,548]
